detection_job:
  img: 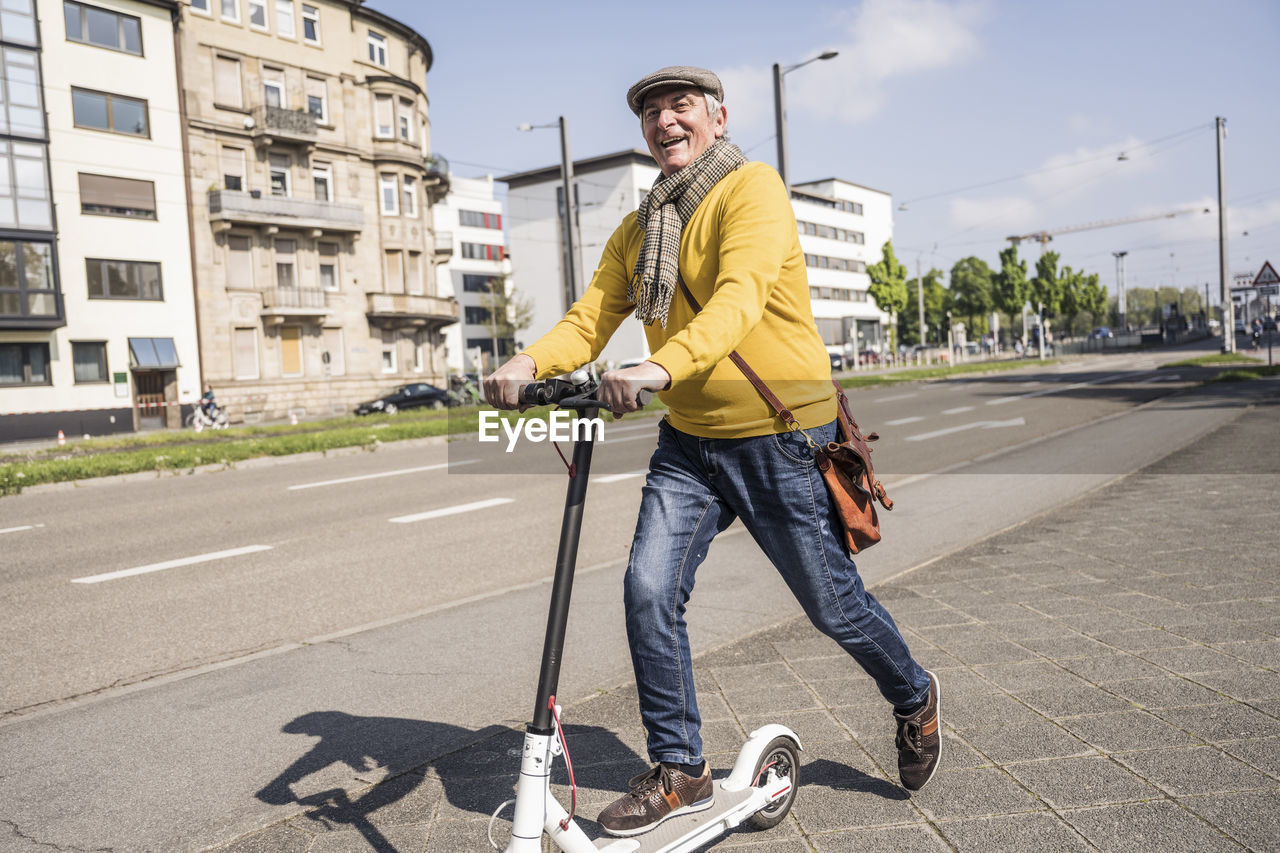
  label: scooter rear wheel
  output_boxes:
[745,736,800,830]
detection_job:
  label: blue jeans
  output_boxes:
[624,419,931,765]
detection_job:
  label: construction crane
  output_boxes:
[1006,206,1211,248]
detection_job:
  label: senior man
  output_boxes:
[485,66,939,837]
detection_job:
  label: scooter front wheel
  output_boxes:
[745,736,800,830]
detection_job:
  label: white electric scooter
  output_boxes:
[489,371,802,853]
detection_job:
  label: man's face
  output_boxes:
[641,87,726,177]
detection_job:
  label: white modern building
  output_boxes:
[500,151,893,368]
[1,0,200,442]
[432,173,512,372]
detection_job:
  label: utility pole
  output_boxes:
[1216,116,1233,353]
[772,63,788,193]
[1113,251,1128,331]
[916,257,925,350]
[559,116,578,312]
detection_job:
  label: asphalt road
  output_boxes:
[0,340,1253,851]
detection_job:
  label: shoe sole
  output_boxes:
[905,670,942,792]
[600,794,715,838]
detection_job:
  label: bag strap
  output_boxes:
[675,277,801,431]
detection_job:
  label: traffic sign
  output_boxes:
[1253,261,1279,287]
[1259,285,1279,296]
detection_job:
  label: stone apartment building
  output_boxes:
[178,0,454,420]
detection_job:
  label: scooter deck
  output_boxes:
[596,782,756,852]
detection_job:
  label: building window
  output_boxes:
[71,88,149,137]
[380,329,396,373]
[64,1,142,55]
[72,341,108,383]
[406,250,422,295]
[402,176,417,218]
[384,249,402,291]
[373,93,393,138]
[0,48,44,138]
[0,341,50,385]
[220,0,239,24]
[274,0,294,36]
[86,258,162,300]
[0,0,38,45]
[274,238,295,286]
[262,67,285,108]
[305,76,327,123]
[279,324,302,376]
[321,326,343,374]
[0,141,50,229]
[462,273,493,293]
[397,98,413,141]
[459,209,501,229]
[190,0,210,15]
[378,173,397,215]
[227,234,253,286]
[312,162,331,202]
[367,30,386,66]
[247,0,266,29]
[318,241,337,290]
[220,145,245,191]
[232,327,258,379]
[213,55,242,108]
[465,305,490,324]
[0,240,57,321]
[268,152,290,196]
[300,3,318,42]
[461,242,504,261]
[78,173,155,219]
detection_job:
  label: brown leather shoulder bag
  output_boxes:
[675,278,893,553]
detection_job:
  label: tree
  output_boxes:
[867,240,909,350]
[477,275,535,368]
[992,244,1030,335]
[949,256,994,335]
[1078,272,1107,326]
[1029,250,1064,317]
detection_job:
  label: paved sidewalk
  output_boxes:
[216,383,1280,853]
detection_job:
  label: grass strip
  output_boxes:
[1162,353,1262,368]
[1208,365,1280,383]
[838,358,1058,389]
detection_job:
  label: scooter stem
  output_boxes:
[529,418,597,734]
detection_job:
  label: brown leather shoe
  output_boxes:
[597,763,714,837]
[895,670,941,792]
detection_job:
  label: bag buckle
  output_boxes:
[788,420,819,450]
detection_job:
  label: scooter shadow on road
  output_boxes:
[252,710,650,850]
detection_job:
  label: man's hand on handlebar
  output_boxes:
[483,353,537,410]
[600,362,669,417]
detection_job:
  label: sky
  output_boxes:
[376,0,1279,303]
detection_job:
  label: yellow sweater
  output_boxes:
[522,161,836,438]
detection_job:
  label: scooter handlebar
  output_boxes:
[518,380,653,411]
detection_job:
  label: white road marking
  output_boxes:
[600,432,660,444]
[1135,373,1181,384]
[884,416,925,426]
[72,545,274,585]
[389,497,513,524]
[942,406,974,415]
[905,417,1026,442]
[874,393,918,403]
[0,523,44,535]
[594,470,648,484]
[288,460,473,491]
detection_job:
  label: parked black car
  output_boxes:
[354,382,451,415]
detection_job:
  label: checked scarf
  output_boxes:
[628,138,747,327]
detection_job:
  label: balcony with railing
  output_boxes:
[209,190,364,234]
[251,105,318,150]
[260,287,330,323]
[433,230,453,258]
[366,292,458,327]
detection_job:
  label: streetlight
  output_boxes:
[518,117,578,313]
[1112,250,1128,331]
[772,50,838,193]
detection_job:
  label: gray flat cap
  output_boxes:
[626,66,723,116]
